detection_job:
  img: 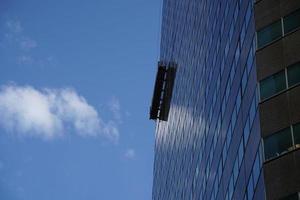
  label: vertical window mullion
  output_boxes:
[257,82,261,103]
[281,17,285,36]
[291,125,295,147]
[285,67,289,89]
[261,138,265,162]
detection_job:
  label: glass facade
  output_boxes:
[152,0,265,199]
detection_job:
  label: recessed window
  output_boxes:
[264,127,293,160]
[257,20,282,48]
[260,70,286,100]
[287,62,300,87]
[293,123,300,147]
[283,9,300,34]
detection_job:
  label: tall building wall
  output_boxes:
[254,0,300,199]
[152,0,266,199]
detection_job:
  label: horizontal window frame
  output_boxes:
[287,62,300,88]
[256,20,283,49]
[264,123,300,163]
[259,62,300,103]
[283,8,300,35]
[264,127,293,161]
[256,8,300,51]
[259,69,287,101]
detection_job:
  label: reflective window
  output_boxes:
[221,58,225,75]
[260,70,286,100]
[252,153,260,185]
[236,89,241,113]
[245,2,252,28]
[227,124,232,150]
[225,42,229,58]
[287,62,300,87]
[229,21,234,41]
[238,138,244,166]
[240,22,246,45]
[231,109,237,130]
[249,96,256,125]
[247,175,254,200]
[218,162,222,184]
[264,127,293,160]
[246,47,254,74]
[235,42,240,66]
[243,119,250,145]
[293,123,300,147]
[242,68,248,95]
[228,177,234,199]
[222,145,227,166]
[257,20,282,48]
[233,159,239,183]
[283,9,300,34]
[234,3,239,23]
[225,81,230,101]
[222,97,226,118]
[230,64,235,84]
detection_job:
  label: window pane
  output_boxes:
[293,123,300,147]
[242,68,248,95]
[247,175,254,200]
[264,127,293,160]
[257,20,282,48]
[260,70,286,100]
[284,9,300,34]
[233,159,239,183]
[243,119,250,145]
[238,138,244,166]
[287,63,300,87]
[252,153,260,186]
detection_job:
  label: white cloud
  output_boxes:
[0,85,119,142]
[6,20,23,33]
[17,55,34,64]
[108,97,122,122]
[4,19,39,64]
[20,37,37,51]
[124,149,136,160]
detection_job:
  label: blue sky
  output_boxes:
[0,0,161,199]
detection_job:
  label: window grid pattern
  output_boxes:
[259,62,300,101]
[256,9,300,49]
[153,0,264,199]
[263,123,300,161]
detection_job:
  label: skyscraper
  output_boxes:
[150,0,300,199]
